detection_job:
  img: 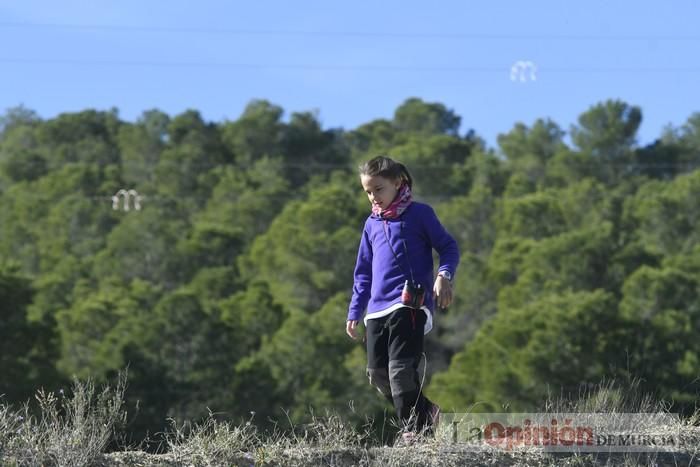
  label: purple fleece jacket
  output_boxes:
[347,201,460,322]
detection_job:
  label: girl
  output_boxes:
[347,155,460,441]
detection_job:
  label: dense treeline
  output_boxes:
[1,98,699,443]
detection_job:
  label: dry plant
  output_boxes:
[164,410,259,466]
[2,373,699,467]
[0,372,127,467]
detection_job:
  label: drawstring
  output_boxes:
[382,219,416,285]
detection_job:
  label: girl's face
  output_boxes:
[360,174,401,210]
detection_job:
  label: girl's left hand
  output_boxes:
[433,276,453,310]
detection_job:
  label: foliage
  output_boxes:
[1,97,699,446]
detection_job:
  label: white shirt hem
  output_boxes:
[363,302,433,335]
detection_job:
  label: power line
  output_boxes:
[0,192,468,204]
[2,160,699,170]
[2,57,700,74]
[1,21,700,41]
[0,57,503,71]
[1,181,697,207]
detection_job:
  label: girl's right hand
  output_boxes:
[346,320,360,340]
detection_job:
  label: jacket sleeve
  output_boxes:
[423,205,460,278]
[347,223,373,321]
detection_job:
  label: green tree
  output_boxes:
[117,109,169,186]
[92,202,188,286]
[393,97,461,136]
[3,101,700,446]
[36,109,122,167]
[430,186,498,366]
[0,121,47,183]
[627,170,700,257]
[280,111,350,186]
[55,278,160,379]
[196,158,290,245]
[137,288,240,420]
[347,119,397,161]
[239,173,367,313]
[0,265,60,402]
[388,133,475,197]
[233,293,382,425]
[619,262,700,409]
[497,191,568,240]
[221,99,285,165]
[570,100,642,184]
[429,290,623,411]
[155,110,229,208]
[0,105,40,135]
[498,119,566,189]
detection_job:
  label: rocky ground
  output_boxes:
[93,443,700,467]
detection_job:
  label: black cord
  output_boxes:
[382,219,415,284]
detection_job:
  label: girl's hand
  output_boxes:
[433,276,453,310]
[346,320,361,340]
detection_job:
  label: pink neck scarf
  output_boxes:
[372,183,413,219]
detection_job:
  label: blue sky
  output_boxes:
[1,0,698,149]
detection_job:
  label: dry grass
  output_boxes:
[2,375,700,466]
[0,372,127,467]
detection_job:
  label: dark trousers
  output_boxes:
[365,307,434,433]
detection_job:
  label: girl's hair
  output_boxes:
[358,156,413,189]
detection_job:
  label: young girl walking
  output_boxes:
[346,155,460,442]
